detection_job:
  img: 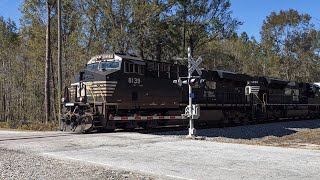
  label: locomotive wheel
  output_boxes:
[61,115,93,133]
[76,115,94,133]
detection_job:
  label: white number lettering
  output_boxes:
[128,77,141,84]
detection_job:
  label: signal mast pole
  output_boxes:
[187,47,195,138]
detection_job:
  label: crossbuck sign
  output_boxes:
[188,56,203,75]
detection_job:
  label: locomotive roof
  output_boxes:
[87,53,143,65]
[215,70,251,81]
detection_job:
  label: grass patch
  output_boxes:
[18,121,59,131]
[0,121,8,129]
[262,129,320,146]
[0,120,59,131]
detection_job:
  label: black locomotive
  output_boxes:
[60,53,320,132]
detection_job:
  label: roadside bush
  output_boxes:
[18,121,59,131]
[0,120,58,131]
[0,121,8,128]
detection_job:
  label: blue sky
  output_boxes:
[230,0,320,40]
[0,0,319,41]
[0,0,23,25]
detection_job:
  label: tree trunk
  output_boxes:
[45,1,51,123]
[50,55,57,122]
[189,36,194,57]
[58,0,62,125]
[139,40,144,59]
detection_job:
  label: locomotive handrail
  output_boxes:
[254,94,263,105]
[86,86,97,114]
[96,84,107,115]
[262,93,267,104]
[96,84,106,101]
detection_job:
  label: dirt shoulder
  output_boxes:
[209,128,320,150]
[157,119,320,150]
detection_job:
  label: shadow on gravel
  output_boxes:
[151,119,320,140]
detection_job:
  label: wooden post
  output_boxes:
[57,0,62,127]
[45,0,51,123]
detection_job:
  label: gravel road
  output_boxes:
[0,119,320,180]
[0,148,154,180]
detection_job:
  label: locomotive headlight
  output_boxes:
[79,97,84,102]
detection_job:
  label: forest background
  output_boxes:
[0,0,320,125]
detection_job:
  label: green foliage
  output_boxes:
[173,0,241,56]
[261,9,320,81]
[0,1,320,129]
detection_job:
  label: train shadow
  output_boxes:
[149,119,320,140]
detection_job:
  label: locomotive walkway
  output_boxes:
[0,129,319,179]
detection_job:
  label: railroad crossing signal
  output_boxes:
[173,47,203,138]
[189,56,203,75]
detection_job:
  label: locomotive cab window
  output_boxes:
[134,64,139,73]
[164,64,170,79]
[130,63,134,72]
[124,61,130,73]
[139,65,145,75]
[124,61,145,75]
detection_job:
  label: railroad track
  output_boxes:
[0,118,316,140]
[120,117,318,134]
[0,133,74,142]
[137,126,188,134]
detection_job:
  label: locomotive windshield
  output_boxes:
[100,60,120,70]
[86,59,121,71]
[87,63,99,70]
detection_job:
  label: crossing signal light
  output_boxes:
[189,78,197,86]
[173,78,183,86]
[199,79,206,88]
[173,78,206,87]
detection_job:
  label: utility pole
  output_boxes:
[57,0,62,127]
[45,0,51,123]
